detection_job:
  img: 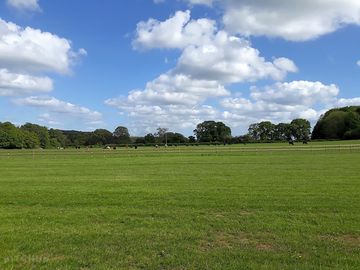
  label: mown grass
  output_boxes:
[0,144,360,269]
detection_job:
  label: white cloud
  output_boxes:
[107,10,299,134]
[129,73,229,106]
[0,68,52,96]
[188,0,213,5]
[107,102,221,135]
[14,96,102,121]
[220,0,360,41]
[133,10,216,50]
[0,18,85,97]
[250,81,339,107]
[220,81,341,127]
[177,32,297,83]
[105,71,230,134]
[337,98,360,107]
[0,18,85,74]
[134,10,297,84]
[357,60,360,67]
[38,113,60,126]
[7,0,41,12]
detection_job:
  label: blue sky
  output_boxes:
[1,0,360,136]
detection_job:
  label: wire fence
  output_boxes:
[1,144,360,159]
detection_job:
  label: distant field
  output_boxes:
[0,142,360,269]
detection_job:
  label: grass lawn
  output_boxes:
[0,144,360,269]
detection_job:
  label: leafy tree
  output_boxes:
[134,137,145,144]
[92,129,113,145]
[21,123,50,148]
[0,122,24,149]
[274,123,292,141]
[248,123,261,141]
[290,119,311,141]
[144,133,156,144]
[188,136,196,143]
[165,132,188,144]
[21,130,40,149]
[61,130,92,147]
[49,129,66,148]
[248,121,275,141]
[155,127,169,144]
[194,121,231,142]
[113,126,131,144]
[312,106,360,140]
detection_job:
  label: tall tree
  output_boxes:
[290,119,311,141]
[49,129,66,148]
[0,122,24,149]
[92,129,113,145]
[113,126,131,144]
[312,106,360,140]
[274,123,292,141]
[248,121,275,141]
[22,130,40,149]
[155,127,169,144]
[21,123,50,149]
[144,133,156,144]
[194,121,231,142]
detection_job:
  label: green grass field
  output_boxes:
[1,142,360,269]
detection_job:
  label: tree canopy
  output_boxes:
[312,106,360,140]
[194,121,232,142]
[113,126,131,144]
[248,119,311,142]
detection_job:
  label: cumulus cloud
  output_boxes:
[7,0,41,12]
[106,102,221,135]
[176,33,297,83]
[250,81,339,107]
[108,10,299,134]
[220,81,341,127]
[127,73,229,106]
[0,18,85,74]
[105,72,227,132]
[182,0,360,41]
[337,97,360,107]
[224,0,360,41]
[0,18,85,96]
[13,96,103,130]
[133,10,216,50]
[134,10,296,84]
[14,96,103,121]
[0,68,52,96]
[187,0,213,5]
[38,113,60,126]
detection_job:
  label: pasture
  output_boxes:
[0,142,360,269]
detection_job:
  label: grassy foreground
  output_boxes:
[0,144,360,269]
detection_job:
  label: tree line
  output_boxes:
[1,106,359,149]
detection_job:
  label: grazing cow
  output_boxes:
[134,146,138,150]
[303,141,308,145]
[289,141,294,145]
[113,146,117,150]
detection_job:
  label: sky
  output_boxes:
[1,0,360,136]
